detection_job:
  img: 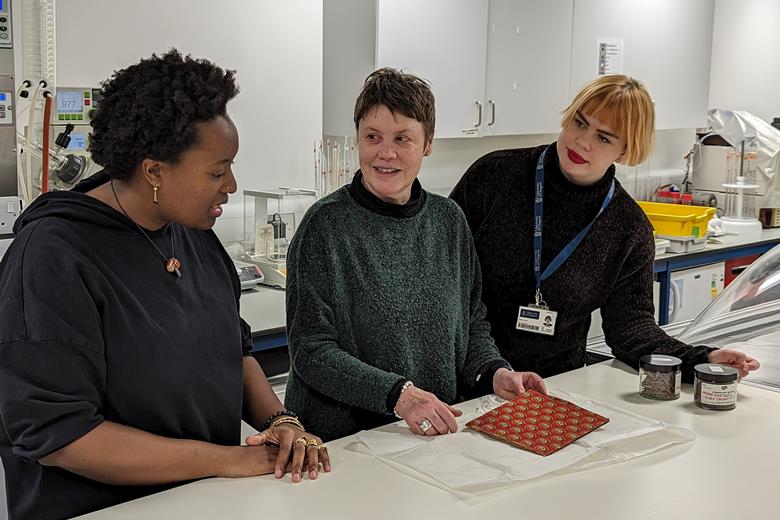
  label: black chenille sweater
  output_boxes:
[450,144,714,381]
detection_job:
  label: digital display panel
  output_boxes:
[68,133,87,151]
[0,93,6,101]
[57,90,83,113]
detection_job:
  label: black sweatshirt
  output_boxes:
[0,172,252,520]
[450,144,714,380]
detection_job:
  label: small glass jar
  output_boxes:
[694,363,738,410]
[639,355,682,400]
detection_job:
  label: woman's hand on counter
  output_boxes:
[245,425,331,483]
[492,368,547,400]
[708,348,760,379]
[216,444,283,479]
[394,386,463,436]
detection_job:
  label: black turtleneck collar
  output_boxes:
[544,143,616,204]
[347,170,426,218]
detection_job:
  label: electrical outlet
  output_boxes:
[0,197,21,235]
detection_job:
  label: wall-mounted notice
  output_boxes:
[597,37,624,75]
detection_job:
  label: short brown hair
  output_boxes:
[561,75,655,166]
[353,68,435,144]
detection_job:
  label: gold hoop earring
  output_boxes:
[153,186,159,204]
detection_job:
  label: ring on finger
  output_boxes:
[419,419,433,433]
[306,438,320,448]
[294,436,308,448]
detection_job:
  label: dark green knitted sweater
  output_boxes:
[284,186,506,441]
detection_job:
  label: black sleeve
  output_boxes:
[601,223,715,383]
[386,379,408,413]
[0,227,106,462]
[211,230,254,356]
[475,359,512,396]
[240,318,253,356]
[0,341,105,462]
[450,153,496,233]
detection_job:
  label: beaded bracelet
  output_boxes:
[393,381,414,419]
[262,409,298,431]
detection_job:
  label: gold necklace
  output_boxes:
[110,179,182,278]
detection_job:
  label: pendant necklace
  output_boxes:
[110,179,182,278]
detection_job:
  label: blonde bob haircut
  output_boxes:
[560,75,655,166]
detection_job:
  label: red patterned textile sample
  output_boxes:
[466,390,609,456]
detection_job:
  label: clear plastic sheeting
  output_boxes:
[351,390,694,502]
[677,243,780,391]
[706,109,780,208]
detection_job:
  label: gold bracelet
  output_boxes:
[269,416,305,431]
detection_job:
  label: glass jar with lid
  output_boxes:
[639,355,682,400]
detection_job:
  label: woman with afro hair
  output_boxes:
[0,49,329,520]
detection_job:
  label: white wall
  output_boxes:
[709,0,780,123]
[55,0,323,244]
[418,128,694,196]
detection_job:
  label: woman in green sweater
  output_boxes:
[285,68,545,441]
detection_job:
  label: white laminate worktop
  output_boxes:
[655,227,780,262]
[239,230,780,336]
[238,285,286,334]
[76,360,780,519]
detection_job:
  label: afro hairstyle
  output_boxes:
[89,49,239,180]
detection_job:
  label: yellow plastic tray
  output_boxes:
[637,201,716,238]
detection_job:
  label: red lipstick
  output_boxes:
[567,148,587,165]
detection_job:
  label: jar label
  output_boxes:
[700,382,737,405]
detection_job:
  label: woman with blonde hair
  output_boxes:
[451,74,759,382]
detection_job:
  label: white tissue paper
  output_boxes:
[351,389,694,502]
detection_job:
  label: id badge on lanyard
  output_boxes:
[516,146,614,336]
[516,290,558,336]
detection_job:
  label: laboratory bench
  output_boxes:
[241,228,780,367]
[653,228,780,324]
[74,359,780,520]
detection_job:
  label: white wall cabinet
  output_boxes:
[342,0,716,139]
[323,0,375,137]
[483,0,573,135]
[570,0,715,130]
[376,0,571,138]
[376,0,489,138]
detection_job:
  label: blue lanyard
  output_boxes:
[533,146,615,293]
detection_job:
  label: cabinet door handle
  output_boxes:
[488,99,496,126]
[474,101,482,128]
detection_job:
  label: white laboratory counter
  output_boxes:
[655,227,780,262]
[238,285,286,334]
[75,360,780,519]
[239,229,780,337]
